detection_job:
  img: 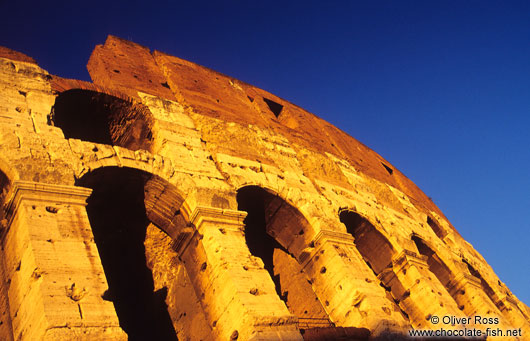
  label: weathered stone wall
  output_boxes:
[0,36,528,340]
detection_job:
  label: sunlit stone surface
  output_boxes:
[0,36,528,340]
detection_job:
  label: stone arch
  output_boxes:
[236,185,316,258]
[72,144,183,190]
[236,185,331,323]
[51,88,155,151]
[411,235,456,289]
[462,258,499,304]
[462,257,530,324]
[76,166,211,340]
[410,235,498,320]
[233,180,321,231]
[339,209,395,274]
[338,209,465,328]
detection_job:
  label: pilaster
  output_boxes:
[178,205,303,340]
[1,181,126,340]
[496,295,530,336]
[300,229,409,336]
[385,250,462,328]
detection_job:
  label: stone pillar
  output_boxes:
[177,205,302,341]
[380,250,462,328]
[0,181,126,340]
[300,229,409,336]
[446,273,513,333]
[496,295,530,336]
[448,273,500,315]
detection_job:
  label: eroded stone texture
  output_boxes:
[0,36,529,340]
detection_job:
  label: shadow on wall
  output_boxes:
[77,167,177,340]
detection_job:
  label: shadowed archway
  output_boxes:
[77,167,177,340]
[339,210,395,274]
[237,186,329,322]
[52,89,154,151]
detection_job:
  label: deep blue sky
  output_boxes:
[1,1,529,305]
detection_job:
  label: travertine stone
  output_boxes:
[301,229,409,335]
[179,206,303,340]
[1,181,125,340]
[0,36,528,340]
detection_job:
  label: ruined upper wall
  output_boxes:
[87,35,444,219]
[0,47,36,65]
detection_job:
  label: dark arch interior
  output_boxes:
[52,89,152,150]
[339,210,394,274]
[237,186,328,320]
[77,167,177,340]
[462,259,500,308]
[412,236,453,287]
[237,186,289,299]
[0,171,9,219]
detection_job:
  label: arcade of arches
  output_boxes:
[0,36,529,340]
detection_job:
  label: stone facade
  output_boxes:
[0,36,528,340]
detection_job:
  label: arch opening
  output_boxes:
[0,170,10,221]
[411,235,467,314]
[77,167,177,340]
[339,210,394,274]
[52,89,154,151]
[411,236,453,287]
[462,258,506,312]
[237,186,329,321]
[339,210,411,323]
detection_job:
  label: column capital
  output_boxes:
[2,181,92,241]
[184,204,247,230]
[174,205,247,255]
[446,272,483,296]
[300,229,354,266]
[6,180,92,208]
[313,229,355,246]
[497,295,522,313]
[392,249,429,275]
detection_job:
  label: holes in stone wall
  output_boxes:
[263,98,283,118]
[381,162,393,175]
[427,216,447,239]
[77,167,177,340]
[237,186,328,319]
[51,89,154,151]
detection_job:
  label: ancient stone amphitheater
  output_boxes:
[0,36,528,340]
